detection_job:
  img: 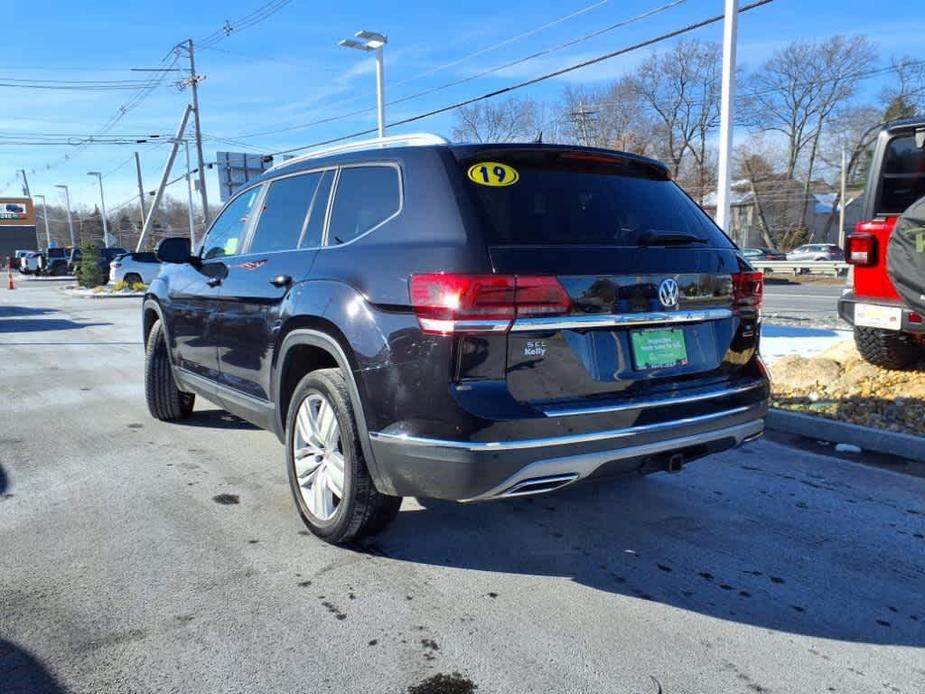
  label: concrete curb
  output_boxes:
[767,409,924,463]
[61,287,144,299]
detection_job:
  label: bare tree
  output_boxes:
[630,39,722,198]
[880,55,925,120]
[558,79,654,154]
[452,97,543,143]
[742,35,877,228]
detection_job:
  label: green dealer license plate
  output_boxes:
[630,328,689,370]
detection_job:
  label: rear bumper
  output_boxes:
[368,401,767,500]
[837,292,925,334]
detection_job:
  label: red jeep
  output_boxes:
[838,118,925,369]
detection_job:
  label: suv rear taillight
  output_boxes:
[732,271,763,312]
[410,274,571,335]
[845,233,876,266]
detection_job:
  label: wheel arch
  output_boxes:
[274,325,396,496]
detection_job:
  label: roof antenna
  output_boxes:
[533,131,543,144]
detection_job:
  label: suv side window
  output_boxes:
[326,165,401,246]
[249,173,322,254]
[201,187,260,260]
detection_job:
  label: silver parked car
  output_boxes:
[786,243,844,261]
[109,252,161,285]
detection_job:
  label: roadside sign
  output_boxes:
[215,152,273,202]
[0,197,35,227]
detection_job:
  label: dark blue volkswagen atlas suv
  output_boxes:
[144,134,769,544]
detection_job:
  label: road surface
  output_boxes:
[763,281,845,326]
[1,282,922,694]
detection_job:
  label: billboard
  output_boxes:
[0,197,35,227]
[215,152,274,202]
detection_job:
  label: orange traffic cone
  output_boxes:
[6,262,15,290]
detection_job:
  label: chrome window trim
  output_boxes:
[369,405,756,452]
[322,161,404,248]
[541,379,766,417]
[510,308,733,332]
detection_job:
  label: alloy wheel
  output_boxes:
[292,392,345,521]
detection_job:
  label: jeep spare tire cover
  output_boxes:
[887,195,925,315]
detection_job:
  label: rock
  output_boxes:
[817,340,861,366]
[770,356,842,390]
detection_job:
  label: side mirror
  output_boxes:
[156,237,192,264]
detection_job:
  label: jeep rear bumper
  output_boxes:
[367,402,766,501]
[837,292,925,334]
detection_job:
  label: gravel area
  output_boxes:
[770,340,925,437]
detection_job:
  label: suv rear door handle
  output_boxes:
[270,274,292,288]
[207,276,222,287]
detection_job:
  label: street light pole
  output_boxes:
[183,139,198,247]
[339,30,388,138]
[33,194,51,248]
[55,184,76,249]
[715,0,739,233]
[87,171,112,247]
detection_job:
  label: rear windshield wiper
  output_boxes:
[638,230,708,246]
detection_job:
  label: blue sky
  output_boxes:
[1,0,921,213]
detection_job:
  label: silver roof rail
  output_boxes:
[266,133,450,173]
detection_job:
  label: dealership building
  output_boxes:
[0,197,38,263]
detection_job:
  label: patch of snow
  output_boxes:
[760,324,853,364]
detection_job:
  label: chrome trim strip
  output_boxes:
[418,318,511,333]
[461,418,764,502]
[542,379,766,417]
[368,405,755,452]
[510,308,733,332]
[176,367,274,410]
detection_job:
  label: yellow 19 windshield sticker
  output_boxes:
[467,162,519,187]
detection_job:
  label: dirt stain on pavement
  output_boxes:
[212,493,239,505]
[407,672,477,694]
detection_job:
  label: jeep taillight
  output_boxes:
[410,274,571,335]
[732,271,763,311]
[845,233,876,266]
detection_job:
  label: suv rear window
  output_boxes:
[878,134,925,215]
[460,153,731,247]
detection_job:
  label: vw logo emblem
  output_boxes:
[658,278,680,308]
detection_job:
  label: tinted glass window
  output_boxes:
[249,173,321,254]
[462,156,731,247]
[202,187,260,260]
[878,135,925,215]
[301,170,334,248]
[327,166,401,246]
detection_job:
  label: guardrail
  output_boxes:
[750,260,849,277]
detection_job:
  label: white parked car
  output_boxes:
[19,251,43,274]
[109,252,161,285]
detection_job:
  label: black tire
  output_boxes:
[286,368,401,544]
[145,320,195,421]
[854,326,919,370]
[124,273,142,284]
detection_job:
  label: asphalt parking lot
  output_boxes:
[1,281,923,694]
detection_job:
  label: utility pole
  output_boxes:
[839,144,847,249]
[137,105,192,251]
[134,151,147,230]
[54,184,76,249]
[184,140,198,247]
[184,40,211,226]
[17,169,31,198]
[33,194,51,248]
[569,101,598,148]
[715,0,739,232]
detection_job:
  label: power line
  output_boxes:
[268,0,775,157]
[234,0,687,141]
[392,0,616,88]
[197,0,294,49]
